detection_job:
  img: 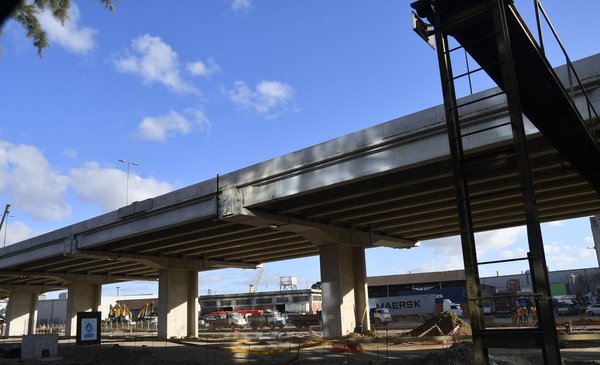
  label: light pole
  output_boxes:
[118,159,138,205]
[3,215,14,248]
[117,286,120,296]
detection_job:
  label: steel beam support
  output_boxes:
[428,0,562,363]
[589,215,600,267]
[492,1,561,362]
[433,20,488,365]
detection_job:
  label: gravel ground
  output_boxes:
[1,316,599,365]
[0,334,598,365]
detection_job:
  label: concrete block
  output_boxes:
[21,334,59,359]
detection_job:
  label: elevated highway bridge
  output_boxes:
[1,51,600,340]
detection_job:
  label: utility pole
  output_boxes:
[1,204,11,248]
[118,160,138,206]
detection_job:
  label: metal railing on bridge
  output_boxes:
[531,0,600,143]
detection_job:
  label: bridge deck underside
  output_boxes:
[1,133,599,288]
[254,134,600,241]
[0,219,316,287]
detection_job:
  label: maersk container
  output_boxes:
[368,294,436,315]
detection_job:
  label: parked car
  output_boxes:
[556,303,580,316]
[586,304,600,316]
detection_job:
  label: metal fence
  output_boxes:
[102,320,158,332]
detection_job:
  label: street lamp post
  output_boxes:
[118,159,138,206]
[3,215,14,248]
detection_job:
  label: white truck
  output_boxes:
[442,299,463,317]
[248,310,287,329]
[370,307,392,326]
[204,311,248,329]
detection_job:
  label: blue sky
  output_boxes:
[1,0,599,297]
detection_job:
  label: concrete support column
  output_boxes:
[158,269,198,339]
[353,247,370,332]
[5,290,38,336]
[65,282,101,337]
[319,244,370,338]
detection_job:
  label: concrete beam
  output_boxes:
[0,284,64,293]
[218,58,600,209]
[223,209,417,249]
[0,270,152,284]
[0,179,219,270]
[65,248,257,271]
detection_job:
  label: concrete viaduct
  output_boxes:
[1,53,600,339]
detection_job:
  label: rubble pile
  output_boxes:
[408,311,472,337]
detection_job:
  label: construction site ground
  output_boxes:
[1,314,599,364]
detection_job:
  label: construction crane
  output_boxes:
[0,204,10,234]
[248,264,264,293]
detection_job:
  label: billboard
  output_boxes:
[76,312,101,345]
[369,294,435,315]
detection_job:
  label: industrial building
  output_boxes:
[368,267,600,316]
[31,267,599,325]
[199,288,322,315]
[368,267,600,298]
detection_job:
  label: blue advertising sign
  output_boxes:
[76,312,101,345]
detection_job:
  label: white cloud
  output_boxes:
[420,236,462,257]
[535,238,599,271]
[136,108,211,142]
[578,247,596,260]
[411,255,464,274]
[420,227,526,259]
[414,226,526,273]
[70,161,173,211]
[499,247,527,259]
[1,220,36,247]
[543,243,562,254]
[113,34,197,94]
[475,226,526,255]
[199,269,248,295]
[227,80,294,116]
[63,148,78,159]
[0,141,71,220]
[37,3,96,54]
[0,140,177,242]
[186,58,220,77]
[231,0,251,14]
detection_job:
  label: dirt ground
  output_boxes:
[2,314,600,365]
[0,332,599,365]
